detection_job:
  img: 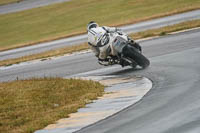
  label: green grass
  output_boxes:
[0,77,104,133]
[0,0,200,51]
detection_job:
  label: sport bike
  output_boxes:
[99,31,150,68]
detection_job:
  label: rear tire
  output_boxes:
[123,45,150,68]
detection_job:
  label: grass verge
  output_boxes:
[0,77,104,133]
[130,19,200,39]
[0,43,89,66]
[1,19,200,67]
[0,0,200,51]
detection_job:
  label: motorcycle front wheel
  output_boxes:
[123,45,150,68]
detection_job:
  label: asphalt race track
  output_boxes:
[0,28,200,133]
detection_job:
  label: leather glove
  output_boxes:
[116,28,123,35]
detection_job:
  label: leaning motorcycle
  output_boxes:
[98,31,150,68]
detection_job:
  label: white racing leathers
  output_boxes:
[88,26,128,60]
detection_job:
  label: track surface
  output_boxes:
[0,29,200,133]
[0,10,200,61]
[76,29,200,133]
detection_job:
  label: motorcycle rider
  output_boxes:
[87,21,141,66]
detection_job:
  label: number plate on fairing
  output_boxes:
[112,37,127,53]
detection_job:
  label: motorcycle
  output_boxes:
[98,31,150,68]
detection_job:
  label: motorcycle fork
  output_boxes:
[120,54,137,67]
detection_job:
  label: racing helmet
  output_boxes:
[87,21,99,31]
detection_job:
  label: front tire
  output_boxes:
[123,45,150,68]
